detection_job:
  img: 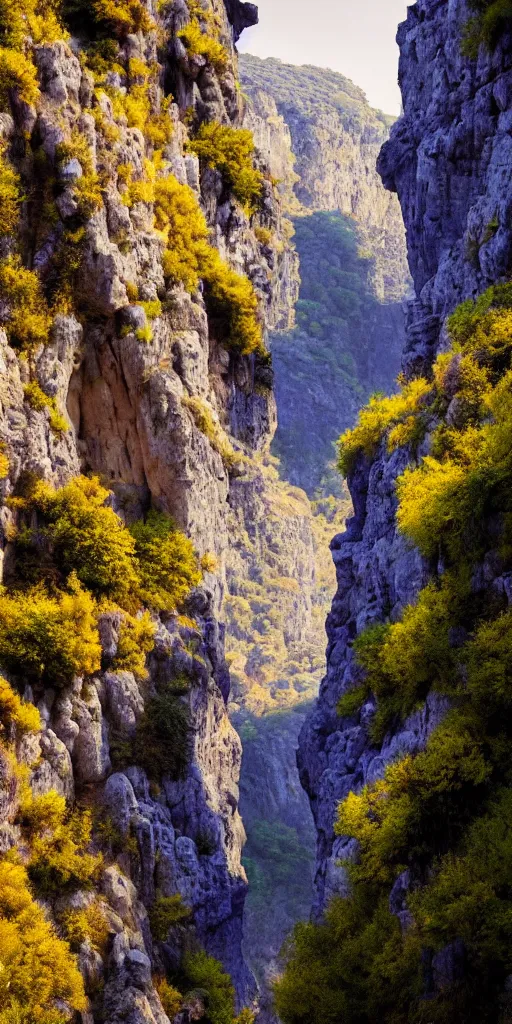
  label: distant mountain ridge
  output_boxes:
[240,52,408,495]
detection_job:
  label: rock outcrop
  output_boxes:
[0,0,301,1020]
[298,0,512,917]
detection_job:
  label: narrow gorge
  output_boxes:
[1,0,512,1023]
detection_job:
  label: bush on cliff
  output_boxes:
[184,951,239,1024]
[178,18,227,74]
[0,574,102,685]
[0,860,86,1023]
[130,510,201,613]
[24,476,140,604]
[20,790,102,894]
[462,0,512,56]
[337,377,431,477]
[134,689,191,781]
[0,675,41,737]
[156,172,264,354]
[12,477,200,616]
[187,122,263,214]
[0,256,52,351]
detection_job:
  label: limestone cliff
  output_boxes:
[299,0,512,931]
[239,53,409,302]
[0,1,299,1020]
[239,54,409,496]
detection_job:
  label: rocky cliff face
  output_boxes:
[240,53,409,302]
[0,1,301,1020]
[239,54,409,496]
[299,0,512,918]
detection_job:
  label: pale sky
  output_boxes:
[238,0,410,115]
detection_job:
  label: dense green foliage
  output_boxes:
[271,211,403,495]
[462,0,512,56]
[276,284,512,1023]
[243,818,313,920]
[183,952,254,1024]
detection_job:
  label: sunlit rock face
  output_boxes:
[0,0,303,1016]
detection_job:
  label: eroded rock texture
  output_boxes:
[299,0,512,916]
[0,0,303,1019]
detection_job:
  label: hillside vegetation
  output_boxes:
[272,211,403,495]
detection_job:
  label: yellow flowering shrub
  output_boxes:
[23,381,68,434]
[187,122,263,214]
[130,510,201,612]
[92,0,154,34]
[110,608,155,677]
[0,574,102,685]
[205,249,264,355]
[20,789,103,893]
[0,256,52,351]
[60,898,109,952]
[0,47,39,106]
[56,129,102,217]
[337,376,431,477]
[178,18,227,73]
[0,142,19,236]
[0,674,41,736]
[0,860,86,1022]
[0,0,63,48]
[155,977,183,1019]
[29,476,140,604]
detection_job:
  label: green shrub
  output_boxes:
[187,122,263,214]
[462,0,512,56]
[337,712,490,883]
[134,689,191,781]
[184,951,236,1024]
[130,510,201,612]
[274,893,417,1024]
[352,580,463,739]
[25,476,140,605]
[149,892,191,941]
[278,282,512,1021]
